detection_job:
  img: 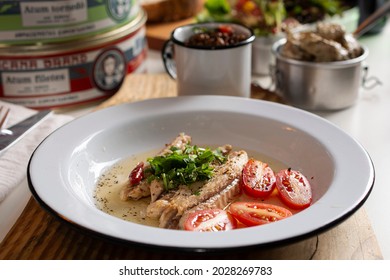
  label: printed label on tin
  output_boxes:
[0,26,147,109]
[1,69,70,96]
[0,0,140,44]
[106,0,133,22]
[20,0,87,26]
[93,48,126,93]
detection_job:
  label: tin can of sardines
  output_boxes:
[0,9,147,109]
[0,0,140,45]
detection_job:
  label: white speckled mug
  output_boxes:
[162,22,255,97]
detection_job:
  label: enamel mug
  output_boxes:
[162,22,255,97]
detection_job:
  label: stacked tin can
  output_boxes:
[0,0,147,109]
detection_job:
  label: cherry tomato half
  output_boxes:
[184,209,237,232]
[275,169,312,210]
[241,159,276,198]
[229,202,292,227]
[129,162,144,186]
[217,25,233,34]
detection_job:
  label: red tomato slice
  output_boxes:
[241,159,276,198]
[184,209,237,232]
[217,25,233,34]
[129,162,144,186]
[275,168,312,210]
[229,202,292,227]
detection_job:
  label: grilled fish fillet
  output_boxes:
[146,150,249,229]
[178,177,241,229]
[120,133,191,201]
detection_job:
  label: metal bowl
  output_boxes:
[251,35,283,76]
[272,38,369,111]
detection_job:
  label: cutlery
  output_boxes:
[0,106,10,132]
[0,109,52,156]
[353,1,390,38]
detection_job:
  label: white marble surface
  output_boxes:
[1,22,389,259]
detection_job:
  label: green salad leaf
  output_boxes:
[146,145,227,191]
[205,0,231,15]
[196,0,234,23]
[284,0,344,23]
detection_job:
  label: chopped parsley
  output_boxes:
[145,145,227,191]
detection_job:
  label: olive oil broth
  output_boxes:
[94,147,298,229]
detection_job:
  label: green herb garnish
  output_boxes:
[146,145,226,191]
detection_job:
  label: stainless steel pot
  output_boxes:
[272,38,369,111]
[252,35,283,76]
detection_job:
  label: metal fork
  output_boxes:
[0,106,12,135]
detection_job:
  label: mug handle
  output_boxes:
[161,40,177,79]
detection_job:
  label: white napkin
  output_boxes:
[0,101,74,202]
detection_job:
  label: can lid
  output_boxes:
[0,9,147,56]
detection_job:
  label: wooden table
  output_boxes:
[0,74,383,260]
[146,18,195,50]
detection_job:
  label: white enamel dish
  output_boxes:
[28,96,374,251]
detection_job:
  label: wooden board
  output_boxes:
[146,18,196,50]
[95,73,285,110]
[0,73,383,260]
[0,196,382,259]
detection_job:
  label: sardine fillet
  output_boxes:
[120,133,191,201]
[154,150,248,229]
[178,177,241,229]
